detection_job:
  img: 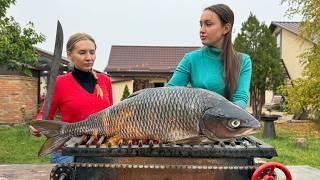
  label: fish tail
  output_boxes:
[29,120,70,157]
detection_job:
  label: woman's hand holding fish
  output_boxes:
[29,125,41,137]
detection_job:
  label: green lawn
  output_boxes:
[0,123,319,169]
[254,124,320,169]
[0,125,50,163]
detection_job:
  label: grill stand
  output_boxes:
[51,159,258,180]
[50,136,277,180]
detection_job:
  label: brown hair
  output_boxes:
[204,4,240,100]
[66,33,103,98]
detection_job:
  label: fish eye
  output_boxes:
[228,119,241,128]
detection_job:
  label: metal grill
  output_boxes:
[63,136,276,158]
[51,136,277,180]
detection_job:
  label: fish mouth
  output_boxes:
[239,127,261,136]
[213,128,261,140]
[222,126,261,139]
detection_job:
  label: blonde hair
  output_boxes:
[66,33,103,98]
[67,33,96,52]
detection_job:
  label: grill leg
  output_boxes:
[50,165,74,180]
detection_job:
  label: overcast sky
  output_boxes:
[7,0,301,71]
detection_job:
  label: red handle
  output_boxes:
[252,162,292,180]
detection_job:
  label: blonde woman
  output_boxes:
[30,33,113,163]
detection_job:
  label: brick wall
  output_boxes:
[0,75,38,124]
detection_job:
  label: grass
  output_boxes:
[254,122,320,169]
[0,122,319,168]
[0,125,50,164]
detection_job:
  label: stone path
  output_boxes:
[0,164,53,180]
[275,165,320,179]
[0,164,319,179]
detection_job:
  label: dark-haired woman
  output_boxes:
[167,4,251,109]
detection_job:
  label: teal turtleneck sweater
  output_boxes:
[167,46,252,109]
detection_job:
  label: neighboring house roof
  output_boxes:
[270,21,302,36]
[0,47,69,75]
[105,45,200,75]
[270,21,317,44]
[37,47,70,65]
[36,47,70,71]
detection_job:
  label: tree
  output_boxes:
[0,0,15,18]
[279,0,320,121]
[0,0,45,75]
[234,13,283,119]
[121,85,131,101]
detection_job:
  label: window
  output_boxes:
[154,82,164,87]
[275,32,281,48]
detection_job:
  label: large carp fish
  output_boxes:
[30,87,260,156]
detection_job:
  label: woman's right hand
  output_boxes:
[29,125,41,137]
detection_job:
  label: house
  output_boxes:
[266,21,316,104]
[269,21,316,80]
[0,48,70,125]
[105,45,199,103]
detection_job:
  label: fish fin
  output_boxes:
[38,136,69,157]
[29,120,70,157]
[91,130,99,139]
[174,136,208,145]
[198,137,218,144]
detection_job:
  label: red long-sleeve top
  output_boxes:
[37,72,113,123]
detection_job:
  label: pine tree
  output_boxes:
[234,13,283,119]
[121,85,130,101]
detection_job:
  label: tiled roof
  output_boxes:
[270,21,302,36]
[270,21,317,44]
[36,47,70,64]
[105,45,200,73]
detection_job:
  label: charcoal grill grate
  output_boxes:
[62,136,276,158]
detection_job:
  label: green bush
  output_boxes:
[120,85,130,101]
